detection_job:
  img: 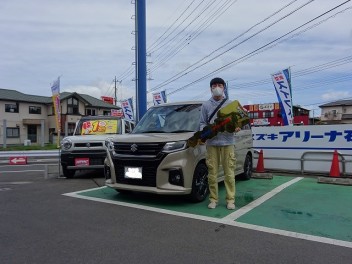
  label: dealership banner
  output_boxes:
[152,91,167,105]
[51,77,61,147]
[111,109,124,117]
[271,68,293,126]
[121,98,134,122]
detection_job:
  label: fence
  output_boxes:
[0,150,62,178]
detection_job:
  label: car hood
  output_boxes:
[109,132,194,143]
[64,134,118,142]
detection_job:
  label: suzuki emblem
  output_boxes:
[131,144,138,152]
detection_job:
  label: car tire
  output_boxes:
[115,189,132,195]
[239,153,252,180]
[189,163,209,203]
[62,166,75,178]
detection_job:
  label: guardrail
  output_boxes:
[254,149,352,177]
[0,150,62,178]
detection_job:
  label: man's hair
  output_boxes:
[210,77,226,87]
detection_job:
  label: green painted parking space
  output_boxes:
[68,175,352,245]
[236,177,352,242]
[77,175,294,218]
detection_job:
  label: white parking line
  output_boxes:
[224,177,303,221]
[0,170,44,173]
[0,181,32,184]
[62,181,352,249]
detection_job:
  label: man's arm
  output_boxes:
[199,104,208,131]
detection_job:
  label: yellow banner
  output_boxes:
[52,94,61,147]
[81,120,119,135]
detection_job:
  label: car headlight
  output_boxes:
[105,138,114,152]
[61,138,72,150]
[162,141,187,153]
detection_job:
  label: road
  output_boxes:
[0,169,351,264]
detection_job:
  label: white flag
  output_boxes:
[121,98,134,122]
[271,69,293,126]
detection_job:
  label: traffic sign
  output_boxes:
[9,157,27,165]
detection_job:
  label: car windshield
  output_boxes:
[74,119,121,135]
[133,104,202,133]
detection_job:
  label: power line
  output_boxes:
[228,55,352,89]
[167,1,352,96]
[147,0,199,53]
[150,0,237,72]
[149,0,311,92]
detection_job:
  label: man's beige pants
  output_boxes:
[206,145,236,204]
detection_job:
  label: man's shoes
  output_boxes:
[227,202,236,210]
[208,201,217,209]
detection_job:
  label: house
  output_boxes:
[243,102,310,126]
[319,99,352,124]
[0,88,120,146]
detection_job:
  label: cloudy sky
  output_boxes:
[1,0,351,117]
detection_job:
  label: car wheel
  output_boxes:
[189,163,209,203]
[115,189,132,195]
[240,153,252,180]
[62,166,75,178]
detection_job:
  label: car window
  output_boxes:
[133,104,201,133]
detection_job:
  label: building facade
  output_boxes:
[319,99,352,124]
[0,88,120,146]
[243,102,309,127]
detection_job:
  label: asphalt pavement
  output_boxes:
[1,170,352,264]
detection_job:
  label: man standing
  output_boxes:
[199,77,240,210]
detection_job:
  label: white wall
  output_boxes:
[253,124,352,176]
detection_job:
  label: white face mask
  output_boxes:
[211,87,223,97]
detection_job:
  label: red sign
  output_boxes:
[9,157,27,165]
[75,158,90,166]
[111,109,123,117]
[101,96,114,105]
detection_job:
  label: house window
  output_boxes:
[85,109,96,116]
[263,111,274,118]
[103,110,111,116]
[6,127,20,138]
[5,103,19,113]
[68,123,76,135]
[249,112,259,118]
[67,97,79,114]
[29,106,41,114]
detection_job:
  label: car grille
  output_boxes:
[113,142,165,156]
[70,150,106,154]
[74,142,103,147]
[90,158,104,165]
[112,154,167,187]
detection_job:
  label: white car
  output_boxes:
[60,115,134,178]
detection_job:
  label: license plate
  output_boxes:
[124,167,142,179]
[75,158,90,166]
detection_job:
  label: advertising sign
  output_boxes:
[271,69,293,126]
[121,98,134,122]
[9,156,27,165]
[152,91,167,105]
[51,77,61,147]
[81,120,118,135]
[252,124,352,174]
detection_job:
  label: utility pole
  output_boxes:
[135,0,147,121]
[114,76,118,106]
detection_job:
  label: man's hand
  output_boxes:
[235,127,241,133]
[197,139,205,145]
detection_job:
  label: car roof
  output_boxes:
[79,115,123,121]
[151,101,204,107]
